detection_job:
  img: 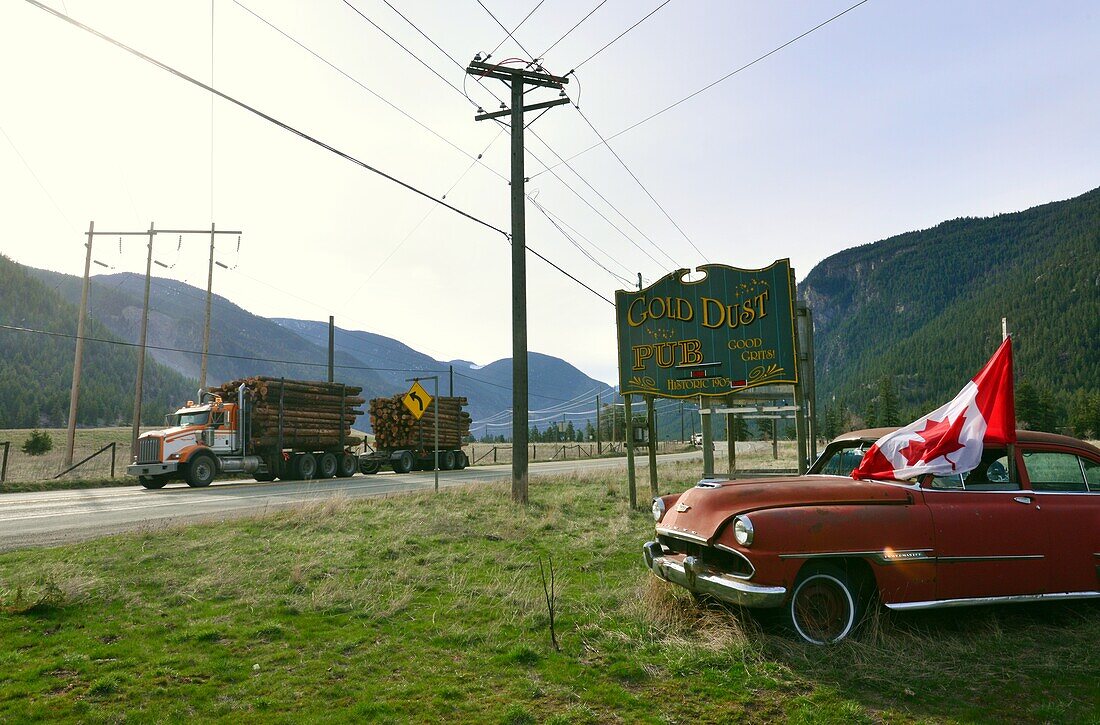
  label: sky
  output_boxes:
[1,0,1097,385]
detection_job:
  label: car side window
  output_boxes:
[926,449,1016,490]
[1023,451,1088,492]
[1085,458,1100,492]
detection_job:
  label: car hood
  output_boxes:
[657,475,914,543]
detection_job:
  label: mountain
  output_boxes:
[273,318,614,429]
[20,265,614,435]
[0,255,193,427]
[800,187,1100,431]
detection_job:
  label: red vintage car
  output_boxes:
[644,428,1100,643]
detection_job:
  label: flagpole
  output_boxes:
[1003,317,1018,484]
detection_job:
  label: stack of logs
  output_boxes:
[210,377,363,449]
[369,395,471,450]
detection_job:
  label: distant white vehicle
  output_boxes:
[690,432,703,446]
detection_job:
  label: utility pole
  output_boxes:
[199,223,216,391]
[131,222,156,457]
[328,315,335,383]
[466,59,569,505]
[64,221,95,468]
[124,224,242,457]
[595,394,602,454]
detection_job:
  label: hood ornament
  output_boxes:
[675,502,691,513]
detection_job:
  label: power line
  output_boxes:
[528,197,633,287]
[532,0,872,176]
[486,0,547,58]
[573,105,709,262]
[340,0,468,98]
[25,0,505,237]
[452,370,598,404]
[572,0,672,71]
[538,0,608,59]
[362,0,675,276]
[234,0,506,183]
[0,122,77,233]
[529,199,638,282]
[474,0,539,62]
[0,322,448,375]
[28,0,611,307]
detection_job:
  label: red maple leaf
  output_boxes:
[899,413,968,469]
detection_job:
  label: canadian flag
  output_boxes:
[852,338,1016,481]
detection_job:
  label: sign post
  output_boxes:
[404,377,439,492]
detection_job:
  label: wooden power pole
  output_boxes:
[64,221,95,468]
[466,59,569,505]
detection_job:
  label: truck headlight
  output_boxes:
[733,516,754,546]
[652,497,666,522]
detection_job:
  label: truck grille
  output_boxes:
[137,438,161,464]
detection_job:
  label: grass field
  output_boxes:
[2,463,1098,722]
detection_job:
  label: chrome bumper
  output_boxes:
[127,462,179,477]
[643,541,786,609]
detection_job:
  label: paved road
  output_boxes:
[0,452,701,552]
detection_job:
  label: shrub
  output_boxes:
[21,429,53,456]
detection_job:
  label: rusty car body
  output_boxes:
[644,428,1100,643]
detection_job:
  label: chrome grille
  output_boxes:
[137,437,161,464]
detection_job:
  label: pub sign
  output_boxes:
[615,260,799,399]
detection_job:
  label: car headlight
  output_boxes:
[652,497,666,522]
[733,516,754,546]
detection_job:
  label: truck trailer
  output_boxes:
[127,377,363,488]
[359,394,471,474]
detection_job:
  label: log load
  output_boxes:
[369,395,471,451]
[209,377,363,451]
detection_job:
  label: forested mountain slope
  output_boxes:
[800,187,1099,430]
[0,255,193,427]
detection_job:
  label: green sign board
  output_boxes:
[615,260,799,399]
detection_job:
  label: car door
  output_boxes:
[922,447,1049,600]
[1020,445,1100,594]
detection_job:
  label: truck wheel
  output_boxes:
[139,474,169,489]
[186,454,216,488]
[392,450,414,474]
[786,563,866,645]
[336,453,357,478]
[440,450,456,470]
[294,453,317,480]
[359,457,381,474]
[318,452,339,478]
[455,451,468,469]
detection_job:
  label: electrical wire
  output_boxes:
[529,200,638,282]
[528,197,633,287]
[362,0,675,276]
[574,105,709,262]
[532,0,872,176]
[474,0,539,63]
[538,0,608,59]
[234,0,507,184]
[0,122,77,233]
[487,0,547,58]
[0,322,449,374]
[572,0,671,71]
[27,0,612,307]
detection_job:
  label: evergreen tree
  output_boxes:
[877,376,901,426]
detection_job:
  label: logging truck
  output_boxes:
[359,394,471,474]
[127,377,363,489]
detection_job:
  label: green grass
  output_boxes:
[1,466,1098,722]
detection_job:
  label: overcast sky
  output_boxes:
[1,0,1097,384]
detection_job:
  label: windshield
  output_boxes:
[175,410,210,427]
[809,442,874,476]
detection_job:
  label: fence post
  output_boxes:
[493,447,497,463]
[110,442,116,478]
[0,441,9,484]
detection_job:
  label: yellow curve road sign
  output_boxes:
[403,380,432,420]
